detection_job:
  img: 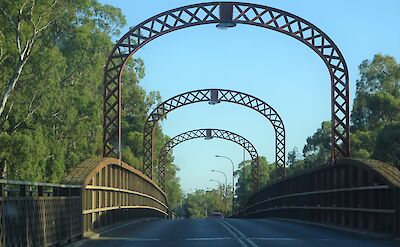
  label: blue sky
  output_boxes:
[99,0,400,193]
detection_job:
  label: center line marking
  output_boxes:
[216,219,260,247]
[185,237,232,241]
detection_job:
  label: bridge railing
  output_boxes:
[0,179,82,246]
[63,157,169,232]
[236,158,400,236]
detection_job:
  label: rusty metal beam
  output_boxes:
[143,88,285,182]
[103,2,350,169]
[158,128,260,191]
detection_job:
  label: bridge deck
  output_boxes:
[70,218,399,247]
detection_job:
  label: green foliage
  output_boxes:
[286,147,305,176]
[183,187,232,218]
[373,122,400,168]
[302,121,331,168]
[288,54,400,175]
[350,54,400,166]
[0,0,183,207]
[352,54,400,130]
[234,156,274,209]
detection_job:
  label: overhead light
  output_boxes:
[216,22,236,30]
[205,129,213,140]
[216,2,236,29]
[208,89,220,105]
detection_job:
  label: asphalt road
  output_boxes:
[71,218,399,247]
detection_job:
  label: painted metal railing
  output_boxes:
[0,179,82,246]
[236,158,400,236]
[62,157,169,232]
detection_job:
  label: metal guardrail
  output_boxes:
[0,179,82,246]
[235,158,400,236]
[63,157,169,232]
[0,158,171,245]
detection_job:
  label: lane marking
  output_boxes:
[215,219,248,247]
[216,219,259,247]
[185,237,232,241]
[99,218,158,235]
[249,237,333,241]
[97,237,160,241]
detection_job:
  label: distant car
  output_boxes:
[209,212,224,218]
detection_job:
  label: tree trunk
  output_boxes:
[0,59,25,118]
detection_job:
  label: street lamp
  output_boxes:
[211,169,227,188]
[211,170,228,214]
[215,155,235,212]
[210,179,222,187]
[210,179,225,214]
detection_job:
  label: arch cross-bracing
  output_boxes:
[158,128,260,190]
[103,2,350,166]
[143,89,285,181]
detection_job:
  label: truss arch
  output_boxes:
[143,88,285,181]
[103,2,350,170]
[158,128,260,190]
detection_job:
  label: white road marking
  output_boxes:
[185,237,232,241]
[98,237,160,241]
[99,218,157,235]
[216,219,259,247]
[249,237,333,241]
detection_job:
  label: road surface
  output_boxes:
[71,218,399,247]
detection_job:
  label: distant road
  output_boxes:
[71,218,399,247]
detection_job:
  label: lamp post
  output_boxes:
[210,179,225,214]
[210,179,222,187]
[211,170,228,214]
[215,155,235,212]
[211,169,227,188]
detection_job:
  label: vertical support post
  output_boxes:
[394,188,400,236]
[118,77,122,162]
[38,186,44,197]
[70,188,74,242]
[19,185,27,197]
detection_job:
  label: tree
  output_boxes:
[286,147,305,176]
[183,187,231,218]
[0,0,126,119]
[234,156,274,209]
[373,122,400,169]
[302,121,331,167]
[0,0,127,181]
[352,54,400,130]
[351,54,400,164]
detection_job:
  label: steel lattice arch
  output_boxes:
[158,128,260,190]
[103,2,350,167]
[143,89,285,180]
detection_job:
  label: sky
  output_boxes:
[99,0,400,193]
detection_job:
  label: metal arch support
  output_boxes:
[103,2,350,166]
[158,128,260,191]
[143,89,285,180]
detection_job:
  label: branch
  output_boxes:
[4,102,13,121]
[0,4,16,28]
[10,92,37,133]
[0,31,5,64]
[59,51,98,85]
[35,0,57,27]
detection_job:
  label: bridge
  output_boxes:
[0,2,399,247]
